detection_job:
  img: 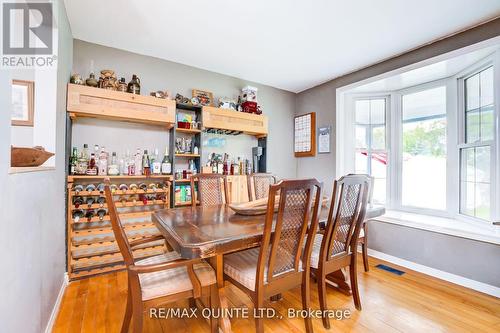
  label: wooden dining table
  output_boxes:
[152,204,385,332]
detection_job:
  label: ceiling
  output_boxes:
[64,0,500,93]
[350,44,500,93]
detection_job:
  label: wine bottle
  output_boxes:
[85,209,95,221]
[130,183,138,192]
[72,209,84,222]
[110,184,118,193]
[73,184,84,194]
[70,147,78,175]
[73,197,83,208]
[148,183,158,192]
[96,183,105,193]
[118,196,127,205]
[139,183,148,191]
[118,183,129,191]
[97,208,107,221]
[140,194,148,205]
[86,197,95,207]
[85,184,96,192]
[161,146,172,175]
[97,196,105,207]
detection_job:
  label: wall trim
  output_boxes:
[368,249,500,298]
[44,273,69,333]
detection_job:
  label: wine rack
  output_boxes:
[67,176,171,280]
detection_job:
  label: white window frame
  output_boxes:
[345,93,391,205]
[455,54,499,224]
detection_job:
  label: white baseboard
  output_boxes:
[368,249,500,298]
[44,272,69,333]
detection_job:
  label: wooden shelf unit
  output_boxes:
[202,106,268,137]
[67,84,176,127]
[175,127,201,134]
[66,85,175,280]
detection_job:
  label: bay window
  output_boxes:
[345,55,498,225]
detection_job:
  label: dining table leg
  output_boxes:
[209,254,233,333]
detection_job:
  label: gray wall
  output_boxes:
[0,1,73,332]
[72,40,297,178]
[295,18,500,287]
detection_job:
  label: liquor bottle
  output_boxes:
[125,149,134,176]
[134,148,142,176]
[85,184,96,192]
[152,148,161,175]
[222,154,228,175]
[86,153,97,175]
[96,183,105,193]
[73,197,83,208]
[85,209,95,221]
[118,183,129,191]
[188,159,196,174]
[119,154,125,176]
[97,196,105,207]
[230,159,234,175]
[108,152,119,176]
[98,146,108,175]
[76,144,89,175]
[97,208,107,221]
[161,146,172,175]
[142,150,151,176]
[72,209,84,222]
[139,183,148,191]
[234,157,240,175]
[70,147,78,175]
[217,156,224,174]
[246,159,252,175]
[73,184,84,194]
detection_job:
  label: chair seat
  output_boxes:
[311,232,362,269]
[224,248,265,291]
[136,251,216,301]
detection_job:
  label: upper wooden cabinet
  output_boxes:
[66,84,175,127]
[202,106,268,137]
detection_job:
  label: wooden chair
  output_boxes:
[348,174,374,272]
[104,181,220,333]
[247,173,277,201]
[223,179,322,333]
[311,175,370,329]
[190,174,229,207]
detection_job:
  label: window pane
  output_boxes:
[355,151,368,174]
[480,106,494,141]
[465,74,479,111]
[371,153,387,204]
[402,86,447,210]
[465,110,480,143]
[480,67,493,107]
[355,100,370,125]
[459,147,491,220]
[475,146,490,183]
[475,183,490,220]
[372,126,385,150]
[355,125,367,149]
[370,99,386,150]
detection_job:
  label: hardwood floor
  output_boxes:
[53,256,500,332]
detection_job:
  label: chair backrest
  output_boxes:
[190,174,229,207]
[347,173,374,205]
[104,181,135,267]
[257,178,322,285]
[321,175,370,261]
[247,173,277,201]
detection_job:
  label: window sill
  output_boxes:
[372,210,500,245]
[9,166,55,174]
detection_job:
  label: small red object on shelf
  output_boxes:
[241,101,258,114]
[177,121,191,129]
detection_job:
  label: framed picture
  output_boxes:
[294,112,316,157]
[11,80,34,126]
[192,89,214,106]
[318,126,331,153]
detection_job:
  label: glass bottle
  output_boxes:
[73,184,84,194]
[85,209,95,221]
[86,196,95,207]
[73,197,83,208]
[142,150,151,176]
[152,148,161,175]
[118,184,129,191]
[134,148,142,176]
[130,183,138,192]
[108,152,119,175]
[76,144,89,175]
[97,196,105,207]
[139,183,148,191]
[97,208,107,221]
[98,146,108,176]
[70,147,78,175]
[72,209,84,222]
[86,153,97,175]
[127,74,141,95]
[96,183,105,193]
[161,146,172,175]
[85,184,96,192]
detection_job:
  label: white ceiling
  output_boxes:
[64,0,500,93]
[350,44,500,93]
